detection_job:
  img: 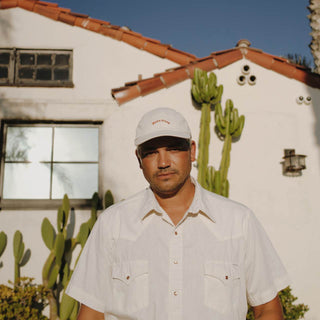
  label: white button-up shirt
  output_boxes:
[66,180,290,320]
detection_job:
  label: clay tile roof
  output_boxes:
[112,42,320,105]
[0,0,197,65]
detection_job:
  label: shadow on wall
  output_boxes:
[0,93,46,119]
[0,10,13,42]
[305,73,320,148]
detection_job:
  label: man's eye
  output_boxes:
[142,151,156,158]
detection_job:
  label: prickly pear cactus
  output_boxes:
[13,230,30,284]
[41,191,114,320]
[191,68,223,188]
[0,231,7,268]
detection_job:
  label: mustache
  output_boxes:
[154,169,178,177]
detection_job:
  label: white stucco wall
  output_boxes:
[102,61,320,319]
[0,7,320,320]
[0,7,178,285]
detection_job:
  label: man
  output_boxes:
[66,107,290,320]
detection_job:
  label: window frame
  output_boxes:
[0,120,102,210]
[0,48,74,87]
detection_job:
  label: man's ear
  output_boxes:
[190,140,196,162]
[135,149,142,169]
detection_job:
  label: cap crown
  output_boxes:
[135,108,191,146]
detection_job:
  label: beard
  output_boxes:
[148,168,190,198]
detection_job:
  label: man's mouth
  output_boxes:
[156,171,177,178]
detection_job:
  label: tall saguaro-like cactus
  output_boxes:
[214,100,245,197]
[42,191,114,320]
[191,68,223,187]
[191,68,245,197]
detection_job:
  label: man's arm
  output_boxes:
[252,296,284,320]
[77,304,104,320]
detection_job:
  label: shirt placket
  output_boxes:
[168,225,183,320]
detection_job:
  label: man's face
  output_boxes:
[136,136,196,198]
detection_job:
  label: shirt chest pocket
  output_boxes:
[204,261,240,314]
[112,260,149,313]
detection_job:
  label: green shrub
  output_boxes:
[0,277,50,320]
[246,286,309,320]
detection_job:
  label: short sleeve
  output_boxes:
[66,214,113,313]
[244,210,290,306]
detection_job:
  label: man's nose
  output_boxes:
[157,150,170,169]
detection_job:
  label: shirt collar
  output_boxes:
[139,176,215,223]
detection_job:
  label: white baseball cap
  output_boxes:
[135,108,192,146]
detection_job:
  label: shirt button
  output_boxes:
[173,291,178,296]
[126,275,130,280]
[173,260,178,264]
[175,231,178,235]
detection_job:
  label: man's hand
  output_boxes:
[77,304,104,320]
[252,295,284,320]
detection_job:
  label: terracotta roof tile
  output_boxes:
[69,11,89,18]
[0,0,18,8]
[18,0,35,10]
[121,32,146,49]
[139,77,165,96]
[112,44,320,105]
[58,11,76,25]
[37,0,57,7]
[160,68,190,87]
[245,50,274,69]
[0,0,196,65]
[111,86,141,105]
[34,2,60,19]
[213,50,242,68]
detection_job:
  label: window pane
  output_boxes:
[20,54,35,65]
[54,127,98,161]
[54,69,69,80]
[0,52,10,64]
[3,163,50,199]
[55,54,69,65]
[18,68,34,79]
[0,67,8,78]
[37,54,52,65]
[5,127,52,161]
[52,163,98,199]
[36,68,52,80]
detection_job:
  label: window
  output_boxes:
[0,122,100,209]
[0,49,73,87]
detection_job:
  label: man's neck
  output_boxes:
[153,178,195,226]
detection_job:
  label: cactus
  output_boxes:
[191,68,223,188]
[104,190,114,209]
[191,68,245,197]
[191,68,223,106]
[213,99,245,197]
[0,231,7,268]
[13,230,31,284]
[41,191,114,320]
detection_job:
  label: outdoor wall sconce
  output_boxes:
[281,149,306,177]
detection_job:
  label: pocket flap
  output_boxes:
[112,260,148,284]
[204,261,230,281]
